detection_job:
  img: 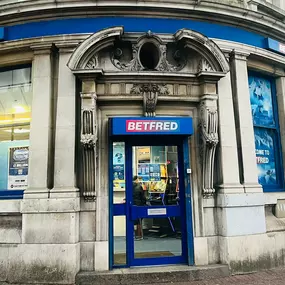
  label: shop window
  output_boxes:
[0,65,32,199]
[248,73,283,191]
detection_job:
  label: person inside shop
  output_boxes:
[133,175,146,240]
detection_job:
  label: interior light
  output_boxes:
[4,129,30,134]
[14,105,26,113]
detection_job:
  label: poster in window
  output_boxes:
[254,128,277,186]
[113,143,125,165]
[113,143,125,190]
[8,146,29,190]
[249,76,274,127]
[137,163,150,181]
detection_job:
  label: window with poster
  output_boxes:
[248,73,284,191]
[0,65,32,199]
[133,145,179,205]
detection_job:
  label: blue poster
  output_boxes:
[8,146,29,190]
[254,128,277,185]
[249,76,274,127]
[113,143,125,164]
[149,164,161,181]
[137,163,161,181]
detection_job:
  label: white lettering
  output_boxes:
[280,43,285,54]
[164,122,170,130]
[170,122,178,130]
[150,122,156,130]
[128,122,135,130]
[143,122,150,129]
[136,122,142,130]
[256,157,269,164]
[156,122,163,130]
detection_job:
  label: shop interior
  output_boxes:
[113,143,182,264]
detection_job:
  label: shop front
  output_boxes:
[109,117,194,267]
[69,26,228,272]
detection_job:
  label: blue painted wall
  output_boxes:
[3,17,266,48]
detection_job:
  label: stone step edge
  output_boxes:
[76,264,230,285]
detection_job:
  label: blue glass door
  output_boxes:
[111,139,190,268]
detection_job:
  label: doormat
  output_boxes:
[114,251,174,265]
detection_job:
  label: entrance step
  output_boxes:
[76,264,230,285]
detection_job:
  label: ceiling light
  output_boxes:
[14,105,26,114]
[4,129,30,134]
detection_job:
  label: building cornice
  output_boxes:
[0,1,285,42]
[0,34,285,74]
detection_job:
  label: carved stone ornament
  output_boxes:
[199,99,219,197]
[156,45,187,72]
[198,58,213,72]
[85,54,98,69]
[80,134,96,148]
[110,31,186,72]
[130,83,169,116]
[80,93,98,201]
[111,46,142,71]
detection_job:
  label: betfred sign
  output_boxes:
[126,120,178,132]
[267,38,285,56]
[279,43,285,54]
[110,117,193,136]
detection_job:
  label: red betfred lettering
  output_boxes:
[126,120,178,132]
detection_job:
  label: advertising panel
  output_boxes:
[113,143,125,190]
[137,163,161,182]
[249,76,274,127]
[254,128,277,186]
[8,146,29,190]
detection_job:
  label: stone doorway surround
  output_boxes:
[66,26,241,270]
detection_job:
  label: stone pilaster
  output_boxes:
[216,72,243,193]
[216,55,266,248]
[230,52,262,193]
[50,45,79,198]
[24,44,55,199]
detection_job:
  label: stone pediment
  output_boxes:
[67,27,229,78]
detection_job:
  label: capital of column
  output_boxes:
[230,50,250,62]
[55,42,78,54]
[30,43,54,55]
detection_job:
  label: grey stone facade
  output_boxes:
[0,1,285,284]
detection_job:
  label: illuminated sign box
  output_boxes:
[266,38,285,56]
[110,117,193,136]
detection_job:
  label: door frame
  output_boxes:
[109,135,195,269]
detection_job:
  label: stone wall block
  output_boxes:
[22,212,79,244]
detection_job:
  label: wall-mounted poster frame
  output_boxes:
[248,72,284,192]
[8,145,29,190]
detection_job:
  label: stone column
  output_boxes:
[20,45,80,284]
[216,72,243,194]
[24,44,55,199]
[230,52,262,193]
[50,46,79,198]
[216,56,266,270]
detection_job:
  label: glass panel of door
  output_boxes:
[112,142,186,267]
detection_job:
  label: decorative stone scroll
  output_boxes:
[130,83,169,116]
[110,31,186,72]
[199,97,219,197]
[80,93,97,201]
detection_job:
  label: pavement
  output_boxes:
[139,267,285,285]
